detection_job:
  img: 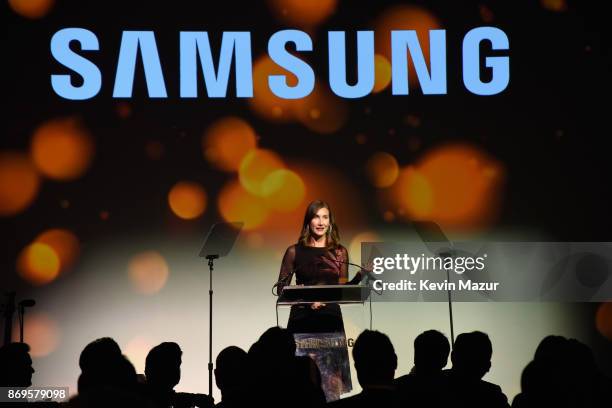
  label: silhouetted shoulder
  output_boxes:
[479,380,509,407]
[393,373,414,388]
[328,390,400,408]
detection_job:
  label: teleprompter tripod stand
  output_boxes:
[198,222,243,395]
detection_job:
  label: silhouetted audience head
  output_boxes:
[79,337,122,372]
[257,326,296,358]
[78,337,130,393]
[145,342,182,391]
[215,346,248,393]
[515,335,609,408]
[413,330,450,373]
[451,331,492,380]
[0,342,34,387]
[352,330,397,387]
[534,335,567,364]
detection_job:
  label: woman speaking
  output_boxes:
[276,200,363,401]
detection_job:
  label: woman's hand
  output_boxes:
[311,302,326,310]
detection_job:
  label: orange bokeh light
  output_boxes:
[30,117,94,181]
[35,229,80,274]
[250,56,300,122]
[373,54,392,93]
[540,0,568,12]
[218,181,269,230]
[0,152,41,216]
[8,0,54,19]
[168,181,207,220]
[17,242,61,286]
[596,302,612,341]
[374,5,442,87]
[365,152,399,188]
[242,162,367,241]
[128,251,169,295]
[396,166,434,219]
[267,0,338,28]
[294,84,348,134]
[239,149,285,196]
[203,117,257,172]
[261,169,307,212]
[391,144,504,231]
[13,312,60,357]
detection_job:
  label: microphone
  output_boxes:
[316,255,377,284]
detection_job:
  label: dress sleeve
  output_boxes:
[277,245,296,293]
[337,246,349,284]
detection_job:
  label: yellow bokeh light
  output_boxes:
[596,302,612,341]
[30,117,94,181]
[168,181,207,220]
[391,145,505,231]
[17,243,61,286]
[8,0,54,19]
[128,251,169,295]
[397,167,434,219]
[218,181,269,230]
[267,0,338,28]
[0,152,41,216]
[35,229,80,274]
[203,117,257,172]
[239,149,285,196]
[12,312,60,357]
[293,85,348,134]
[365,152,399,188]
[373,54,392,93]
[374,5,442,87]
[261,169,306,212]
[250,56,300,122]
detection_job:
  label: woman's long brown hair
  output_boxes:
[297,200,340,248]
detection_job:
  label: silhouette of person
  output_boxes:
[329,330,401,408]
[72,337,148,407]
[248,327,325,408]
[214,346,249,408]
[0,342,34,387]
[0,343,60,407]
[444,331,509,408]
[394,330,450,407]
[77,337,124,393]
[145,341,213,408]
[512,335,611,408]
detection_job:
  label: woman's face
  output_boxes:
[309,207,330,239]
